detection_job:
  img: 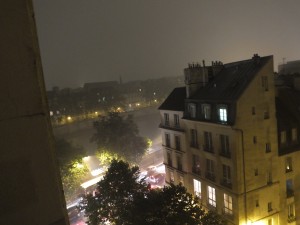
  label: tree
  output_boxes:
[55,138,89,201]
[83,160,226,225]
[83,159,148,225]
[91,112,148,163]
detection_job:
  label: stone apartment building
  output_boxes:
[159,55,299,225]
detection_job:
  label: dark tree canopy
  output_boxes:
[91,112,148,163]
[83,160,226,225]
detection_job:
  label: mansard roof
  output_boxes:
[158,87,186,111]
[190,55,273,101]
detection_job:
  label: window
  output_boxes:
[264,110,270,119]
[218,106,228,122]
[267,172,272,185]
[220,135,230,157]
[190,129,198,148]
[262,76,269,91]
[281,131,287,144]
[170,171,175,183]
[165,133,170,147]
[174,114,180,127]
[286,157,293,173]
[177,155,183,171]
[268,202,272,212]
[204,131,213,152]
[206,159,215,181]
[253,136,257,144]
[256,200,259,207]
[179,175,184,185]
[208,186,216,207]
[286,179,294,198]
[193,179,201,198]
[202,104,211,120]
[292,128,297,141]
[167,152,172,166]
[222,165,231,187]
[254,168,258,176]
[266,143,271,153]
[164,113,169,126]
[224,194,233,215]
[288,203,295,219]
[175,135,181,151]
[192,154,201,175]
[188,103,197,118]
[252,107,256,115]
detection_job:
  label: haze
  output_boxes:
[32,0,300,89]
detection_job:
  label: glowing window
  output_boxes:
[208,186,216,207]
[224,193,233,215]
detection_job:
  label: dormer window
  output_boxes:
[202,104,211,120]
[188,103,197,118]
[218,105,228,122]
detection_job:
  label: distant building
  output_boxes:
[278,60,300,75]
[159,54,299,225]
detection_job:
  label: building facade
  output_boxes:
[159,55,299,225]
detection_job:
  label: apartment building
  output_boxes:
[159,55,299,225]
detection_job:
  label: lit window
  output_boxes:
[292,128,297,141]
[281,131,286,144]
[164,113,169,126]
[219,106,228,122]
[174,114,180,127]
[188,103,197,118]
[208,186,216,207]
[193,179,201,198]
[170,171,175,183]
[202,104,211,120]
[286,157,293,173]
[224,193,233,215]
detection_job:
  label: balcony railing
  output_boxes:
[205,172,216,182]
[287,189,294,198]
[220,150,231,158]
[221,179,232,189]
[192,166,201,176]
[203,145,214,153]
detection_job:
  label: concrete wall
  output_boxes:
[0,1,69,224]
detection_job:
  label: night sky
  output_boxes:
[33,0,300,90]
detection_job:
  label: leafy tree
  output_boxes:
[83,160,226,225]
[83,160,148,225]
[55,138,89,201]
[91,112,148,163]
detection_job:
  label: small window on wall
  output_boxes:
[170,171,175,183]
[218,106,228,122]
[262,76,269,91]
[292,128,297,141]
[188,103,197,118]
[164,113,169,126]
[174,114,180,127]
[202,104,211,120]
[252,107,256,115]
[193,179,201,198]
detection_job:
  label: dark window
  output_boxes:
[220,135,230,157]
[262,76,269,91]
[190,129,198,148]
[222,165,232,188]
[254,168,258,176]
[188,103,196,118]
[177,155,183,171]
[268,202,272,212]
[252,107,256,115]
[266,143,271,153]
[204,132,213,152]
[175,135,181,151]
[167,152,172,167]
[253,136,257,144]
[165,133,170,148]
[192,154,201,175]
[267,172,272,185]
[164,113,169,126]
[174,114,180,127]
[286,179,294,198]
[264,111,270,119]
[206,159,215,181]
[256,200,259,207]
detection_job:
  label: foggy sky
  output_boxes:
[33,0,300,90]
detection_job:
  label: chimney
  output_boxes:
[212,60,223,77]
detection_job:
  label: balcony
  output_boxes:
[192,166,201,176]
[203,145,214,153]
[205,172,216,182]
[287,189,294,198]
[220,150,231,158]
[221,179,232,189]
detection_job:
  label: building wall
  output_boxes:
[0,1,68,225]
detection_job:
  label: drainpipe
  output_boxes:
[232,128,247,224]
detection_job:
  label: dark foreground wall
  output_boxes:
[0,1,69,224]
